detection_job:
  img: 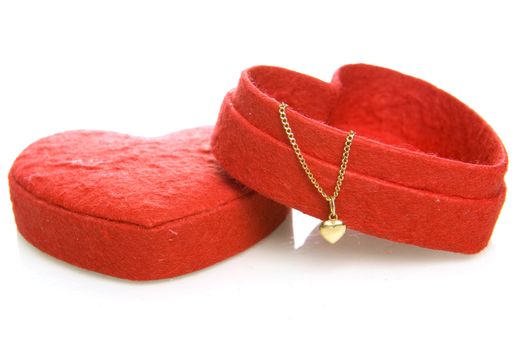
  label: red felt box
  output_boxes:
[211,64,508,253]
[9,127,289,280]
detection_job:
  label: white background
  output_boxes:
[1,1,524,349]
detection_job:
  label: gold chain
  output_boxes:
[278,102,355,219]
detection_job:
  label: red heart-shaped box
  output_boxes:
[9,127,289,280]
[211,64,508,253]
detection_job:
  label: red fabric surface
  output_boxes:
[211,64,508,253]
[9,127,289,280]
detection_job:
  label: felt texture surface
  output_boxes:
[9,127,289,280]
[211,64,508,253]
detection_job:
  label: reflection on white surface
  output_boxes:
[292,210,319,249]
[11,208,516,350]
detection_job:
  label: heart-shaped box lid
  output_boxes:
[9,126,289,280]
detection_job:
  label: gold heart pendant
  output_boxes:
[319,219,347,244]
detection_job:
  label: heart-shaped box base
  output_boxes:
[211,64,508,253]
[9,127,289,280]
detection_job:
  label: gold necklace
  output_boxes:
[278,102,356,244]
